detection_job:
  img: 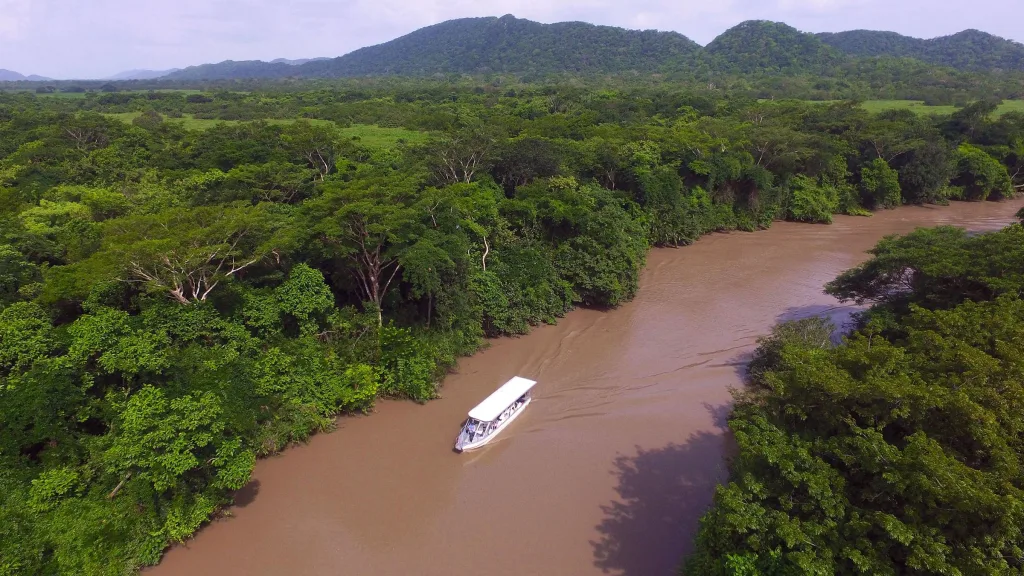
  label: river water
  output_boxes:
[151,200,1024,576]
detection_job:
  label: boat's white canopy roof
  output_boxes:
[468,377,537,422]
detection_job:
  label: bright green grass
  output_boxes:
[35,89,212,96]
[861,100,958,115]
[35,92,89,98]
[758,98,1024,117]
[104,112,143,123]
[861,99,1024,117]
[337,124,431,148]
[104,113,430,148]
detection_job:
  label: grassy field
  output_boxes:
[337,124,431,148]
[27,89,210,98]
[34,92,89,98]
[104,112,430,148]
[762,99,1024,117]
[860,99,1024,117]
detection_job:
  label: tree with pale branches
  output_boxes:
[101,204,289,304]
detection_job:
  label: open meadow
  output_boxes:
[103,112,431,148]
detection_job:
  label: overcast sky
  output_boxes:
[2,0,1022,79]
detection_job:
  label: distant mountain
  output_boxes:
[165,15,700,80]
[107,68,181,80]
[0,69,52,81]
[154,16,1024,81]
[707,20,845,73]
[110,59,323,81]
[167,60,299,80]
[270,58,329,66]
[818,29,1024,71]
[303,15,699,76]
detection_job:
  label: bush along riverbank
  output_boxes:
[1,86,1023,574]
[684,222,1024,575]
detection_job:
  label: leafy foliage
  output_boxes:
[0,79,1021,574]
[953,143,1014,200]
[685,222,1024,575]
[786,175,838,223]
[860,158,902,208]
[825,225,1024,309]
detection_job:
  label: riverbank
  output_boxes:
[684,216,1024,574]
[151,199,1024,576]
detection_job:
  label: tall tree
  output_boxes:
[93,204,289,304]
[308,175,421,325]
[282,120,346,182]
[422,124,497,186]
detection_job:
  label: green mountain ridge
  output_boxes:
[818,28,1024,71]
[167,15,700,80]
[707,20,845,73]
[160,15,1024,81]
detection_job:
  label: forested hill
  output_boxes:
[303,16,700,77]
[706,21,845,74]
[166,15,701,80]
[160,15,1024,81]
[818,29,1024,71]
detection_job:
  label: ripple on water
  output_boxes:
[149,198,1024,576]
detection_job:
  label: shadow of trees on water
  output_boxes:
[591,305,862,575]
[718,304,861,384]
[776,303,862,339]
[591,430,732,576]
[231,479,260,508]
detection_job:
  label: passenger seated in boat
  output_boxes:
[456,377,536,452]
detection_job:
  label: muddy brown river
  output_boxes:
[151,200,1024,576]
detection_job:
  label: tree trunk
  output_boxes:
[427,293,433,329]
[108,473,132,499]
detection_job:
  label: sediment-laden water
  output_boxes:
[151,200,1024,576]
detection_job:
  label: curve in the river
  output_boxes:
[150,199,1024,576]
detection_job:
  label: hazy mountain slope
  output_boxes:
[107,69,181,80]
[270,58,329,66]
[166,60,297,80]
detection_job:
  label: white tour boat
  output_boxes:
[454,376,536,453]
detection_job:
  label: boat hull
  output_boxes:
[455,397,531,453]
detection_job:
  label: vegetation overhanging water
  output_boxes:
[1,79,1023,575]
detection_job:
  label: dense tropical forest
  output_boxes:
[1,78,1023,574]
[685,221,1024,575]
